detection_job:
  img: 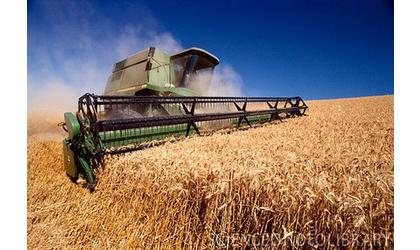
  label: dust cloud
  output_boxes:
[28,2,244,139]
[28,1,186,137]
[188,65,243,96]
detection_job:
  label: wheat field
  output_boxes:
[27,95,394,249]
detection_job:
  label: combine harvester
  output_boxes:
[61,47,308,190]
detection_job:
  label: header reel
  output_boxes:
[61,93,308,191]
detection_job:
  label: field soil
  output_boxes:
[28,95,394,249]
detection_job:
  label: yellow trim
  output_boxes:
[117,86,136,93]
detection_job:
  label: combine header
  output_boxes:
[61,47,308,191]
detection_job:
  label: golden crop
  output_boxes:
[28,95,393,249]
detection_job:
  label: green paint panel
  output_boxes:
[99,115,272,150]
[100,124,192,149]
[148,65,171,87]
[63,139,78,178]
[64,112,80,139]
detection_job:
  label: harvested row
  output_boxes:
[28,95,394,249]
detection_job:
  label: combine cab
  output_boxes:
[61,47,308,191]
[104,47,219,97]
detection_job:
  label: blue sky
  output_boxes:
[28,0,393,101]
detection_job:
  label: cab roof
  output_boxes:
[171,47,220,66]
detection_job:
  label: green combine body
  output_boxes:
[61,47,308,191]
